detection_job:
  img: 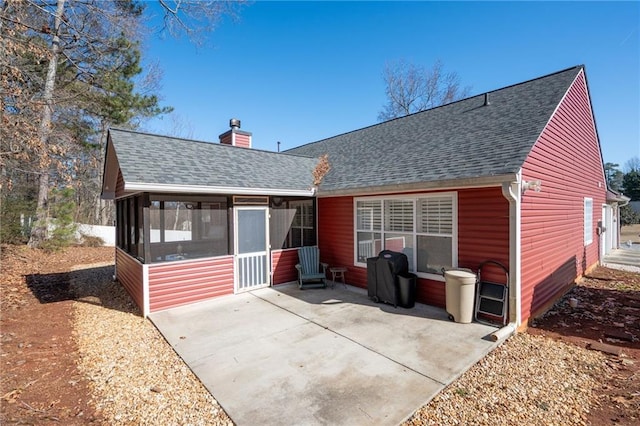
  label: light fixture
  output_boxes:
[522,180,542,194]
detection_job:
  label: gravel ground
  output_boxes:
[405,333,604,425]
[71,263,232,425]
[71,262,607,425]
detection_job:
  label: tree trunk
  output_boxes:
[95,124,109,225]
[28,0,66,248]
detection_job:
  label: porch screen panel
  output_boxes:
[149,197,229,262]
[270,207,297,249]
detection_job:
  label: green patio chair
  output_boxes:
[295,246,329,289]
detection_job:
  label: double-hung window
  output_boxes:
[355,193,457,279]
[584,197,593,246]
[290,200,315,247]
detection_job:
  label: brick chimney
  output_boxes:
[219,118,252,148]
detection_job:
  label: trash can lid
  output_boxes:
[444,270,476,279]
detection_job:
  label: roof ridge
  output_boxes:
[109,127,316,159]
[285,64,584,152]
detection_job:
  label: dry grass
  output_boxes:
[621,224,640,243]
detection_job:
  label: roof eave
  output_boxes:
[316,174,518,197]
[125,182,316,197]
[606,190,631,205]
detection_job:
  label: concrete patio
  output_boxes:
[603,247,640,272]
[150,284,505,425]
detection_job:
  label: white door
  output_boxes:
[603,205,614,255]
[235,207,270,292]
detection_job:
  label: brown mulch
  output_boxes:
[529,266,640,424]
[1,244,639,424]
[1,245,112,424]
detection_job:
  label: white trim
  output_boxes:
[234,206,271,293]
[142,264,150,317]
[125,182,315,197]
[501,173,522,327]
[353,192,458,280]
[584,197,594,246]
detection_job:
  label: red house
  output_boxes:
[101,65,617,328]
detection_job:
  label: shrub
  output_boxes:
[41,187,78,252]
[78,233,105,247]
[620,205,640,226]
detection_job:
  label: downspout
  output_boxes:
[491,171,523,341]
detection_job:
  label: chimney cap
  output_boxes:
[230,118,241,129]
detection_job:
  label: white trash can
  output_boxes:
[445,270,477,323]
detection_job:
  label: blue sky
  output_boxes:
[142,1,639,169]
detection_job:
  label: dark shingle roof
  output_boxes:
[108,128,318,193]
[286,66,582,192]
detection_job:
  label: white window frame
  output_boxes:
[354,192,458,281]
[584,197,593,246]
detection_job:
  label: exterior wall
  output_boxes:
[219,130,252,148]
[520,70,606,323]
[317,188,509,308]
[147,256,234,312]
[116,248,144,312]
[115,170,125,198]
[272,248,299,284]
[234,133,251,148]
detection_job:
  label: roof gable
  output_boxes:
[104,129,318,197]
[287,66,583,194]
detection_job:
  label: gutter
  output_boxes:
[316,174,517,198]
[497,170,523,338]
[125,182,316,198]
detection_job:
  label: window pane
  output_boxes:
[384,199,413,232]
[584,198,593,245]
[289,200,314,248]
[417,235,452,274]
[384,233,414,271]
[291,228,302,248]
[418,197,452,235]
[302,202,314,227]
[357,200,381,231]
[357,231,381,263]
[303,229,316,247]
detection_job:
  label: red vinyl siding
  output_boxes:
[520,70,606,323]
[317,196,367,292]
[317,188,510,308]
[148,256,234,312]
[458,187,510,277]
[272,249,299,284]
[116,248,144,312]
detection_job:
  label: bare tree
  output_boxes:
[2,0,245,247]
[624,156,640,173]
[157,0,245,44]
[378,59,471,121]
